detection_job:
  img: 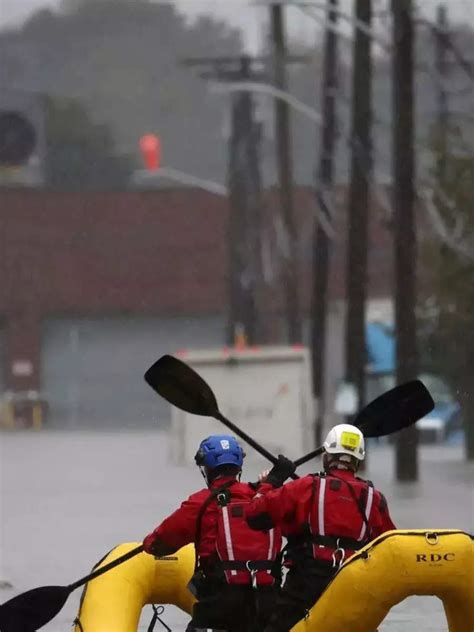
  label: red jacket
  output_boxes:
[143,475,282,585]
[246,469,396,563]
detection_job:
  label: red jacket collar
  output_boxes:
[325,468,357,480]
[208,475,239,489]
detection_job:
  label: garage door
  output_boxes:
[0,326,4,396]
[0,327,5,427]
[41,316,225,429]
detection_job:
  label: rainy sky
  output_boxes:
[1,0,473,53]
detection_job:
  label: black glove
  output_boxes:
[143,534,172,558]
[266,454,296,488]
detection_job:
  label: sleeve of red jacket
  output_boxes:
[246,479,302,530]
[371,491,397,537]
[379,493,397,532]
[143,491,204,555]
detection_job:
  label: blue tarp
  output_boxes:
[366,322,395,374]
[365,322,463,441]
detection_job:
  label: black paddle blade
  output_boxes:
[0,585,71,631]
[354,379,434,438]
[144,354,220,418]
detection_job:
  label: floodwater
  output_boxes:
[0,430,473,631]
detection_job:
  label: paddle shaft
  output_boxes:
[295,446,323,467]
[216,381,428,472]
[219,392,419,470]
[215,412,299,480]
[68,545,144,591]
[294,408,390,467]
[295,382,434,468]
[145,357,432,474]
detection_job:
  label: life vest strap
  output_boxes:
[288,533,366,551]
[311,533,366,550]
[217,559,278,571]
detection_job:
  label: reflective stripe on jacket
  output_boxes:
[246,468,396,564]
[305,472,375,561]
[144,475,282,585]
[214,495,281,585]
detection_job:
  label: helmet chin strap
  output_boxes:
[199,466,210,486]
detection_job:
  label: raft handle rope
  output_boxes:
[247,564,259,589]
[147,605,172,632]
[331,539,347,569]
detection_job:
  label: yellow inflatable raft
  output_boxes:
[74,529,474,632]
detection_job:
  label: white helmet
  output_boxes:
[323,424,365,461]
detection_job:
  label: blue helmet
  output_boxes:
[194,435,245,470]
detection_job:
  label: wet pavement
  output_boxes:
[0,429,473,630]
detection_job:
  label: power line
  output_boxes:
[419,184,474,262]
[415,16,474,84]
[296,3,392,53]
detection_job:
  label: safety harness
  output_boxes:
[287,472,374,569]
[194,480,237,569]
[194,480,280,586]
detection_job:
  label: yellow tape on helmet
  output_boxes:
[340,430,361,451]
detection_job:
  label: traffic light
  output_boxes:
[0,110,37,167]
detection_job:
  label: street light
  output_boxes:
[210,79,337,242]
[210,80,323,125]
[133,89,335,238]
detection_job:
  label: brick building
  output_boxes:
[0,186,394,428]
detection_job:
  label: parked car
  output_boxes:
[365,322,463,444]
[416,374,463,444]
[365,371,462,444]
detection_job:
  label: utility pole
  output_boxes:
[228,57,266,345]
[344,0,372,419]
[311,0,339,446]
[392,0,418,481]
[434,4,449,176]
[271,4,302,343]
[183,56,267,345]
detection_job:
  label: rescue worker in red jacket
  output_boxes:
[143,434,282,632]
[247,424,396,632]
